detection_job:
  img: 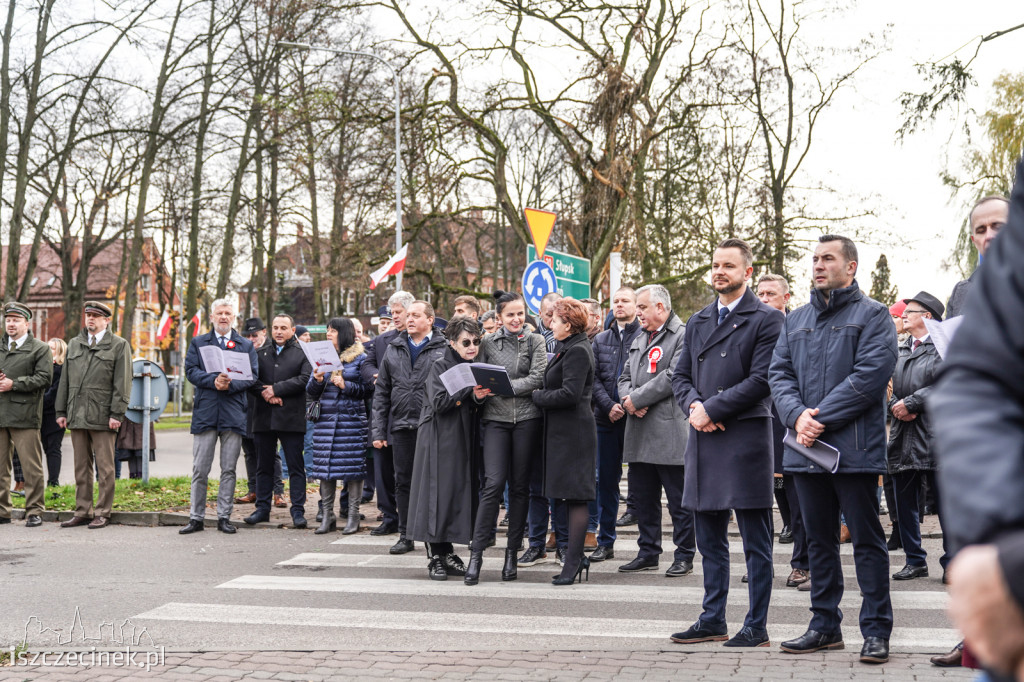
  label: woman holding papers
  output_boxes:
[532,298,598,585]
[407,316,488,580]
[464,291,548,586]
[307,318,369,535]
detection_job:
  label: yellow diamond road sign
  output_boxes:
[523,207,556,261]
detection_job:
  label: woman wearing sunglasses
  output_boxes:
[407,316,489,580]
[463,291,548,585]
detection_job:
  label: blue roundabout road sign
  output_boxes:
[521,259,558,315]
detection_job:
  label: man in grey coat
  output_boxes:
[616,284,696,577]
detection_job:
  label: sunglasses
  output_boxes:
[458,338,482,348]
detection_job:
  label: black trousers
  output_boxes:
[390,429,418,536]
[474,419,540,551]
[374,444,398,526]
[242,435,283,495]
[784,474,808,571]
[794,472,893,639]
[42,429,63,485]
[255,431,305,517]
[630,462,695,563]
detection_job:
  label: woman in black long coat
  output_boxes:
[532,298,598,585]
[41,338,67,486]
[407,316,487,581]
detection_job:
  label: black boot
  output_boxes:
[501,547,517,582]
[464,551,483,586]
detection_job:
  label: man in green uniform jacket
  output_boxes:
[0,302,53,527]
[56,301,132,529]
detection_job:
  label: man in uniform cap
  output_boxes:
[0,302,53,527]
[377,306,392,335]
[56,301,132,529]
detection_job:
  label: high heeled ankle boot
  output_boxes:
[314,480,336,535]
[501,547,518,582]
[342,480,361,535]
[464,551,483,586]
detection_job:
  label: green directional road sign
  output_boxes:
[304,325,327,334]
[527,245,591,300]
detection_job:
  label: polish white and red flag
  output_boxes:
[369,243,408,290]
[156,311,173,340]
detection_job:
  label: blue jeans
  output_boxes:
[596,421,626,547]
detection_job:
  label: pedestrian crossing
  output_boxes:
[133,525,959,653]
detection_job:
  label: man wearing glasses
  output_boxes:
[887,292,948,582]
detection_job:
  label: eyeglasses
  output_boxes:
[901,309,929,317]
[458,338,482,348]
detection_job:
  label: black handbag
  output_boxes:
[306,400,321,422]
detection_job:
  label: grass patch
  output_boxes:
[153,414,192,431]
[11,476,312,513]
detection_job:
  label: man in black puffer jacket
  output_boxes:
[589,287,642,562]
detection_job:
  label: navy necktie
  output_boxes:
[219,336,226,349]
[718,307,729,326]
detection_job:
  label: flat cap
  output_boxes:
[3,301,32,320]
[242,317,266,333]
[83,301,112,317]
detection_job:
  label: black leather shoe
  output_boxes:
[464,551,483,586]
[616,512,638,526]
[892,564,928,580]
[217,518,237,534]
[518,546,548,566]
[555,547,566,566]
[590,546,614,562]
[780,629,844,654]
[428,556,447,581]
[886,531,902,550]
[389,538,414,555]
[860,636,889,664]
[178,519,205,534]
[243,511,270,525]
[0,517,11,524]
[501,547,518,582]
[779,525,794,544]
[291,515,308,529]
[25,515,42,528]
[618,556,658,573]
[443,553,466,577]
[370,521,398,536]
[670,621,728,644]
[723,626,770,648]
[741,573,749,583]
[666,560,693,577]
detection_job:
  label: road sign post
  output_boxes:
[521,260,558,314]
[527,245,591,300]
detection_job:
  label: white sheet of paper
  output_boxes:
[299,340,343,373]
[222,351,254,380]
[439,363,476,396]
[923,316,964,360]
[198,345,226,374]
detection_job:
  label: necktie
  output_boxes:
[276,345,282,355]
[718,307,729,326]
[219,336,226,350]
[912,339,921,352]
[89,336,95,347]
[649,330,657,345]
[8,342,13,351]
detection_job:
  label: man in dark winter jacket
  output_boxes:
[589,287,642,562]
[932,159,1024,681]
[946,195,1008,318]
[180,299,258,535]
[887,291,948,581]
[372,300,447,554]
[769,235,897,664]
[245,314,311,528]
[362,290,414,536]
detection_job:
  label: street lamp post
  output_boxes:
[278,41,404,290]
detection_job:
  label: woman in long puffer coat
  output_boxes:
[307,317,369,534]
